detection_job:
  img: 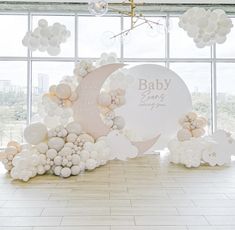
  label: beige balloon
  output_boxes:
[73,63,160,154]
[0,152,7,160]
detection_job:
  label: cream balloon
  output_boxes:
[0,152,7,160]
[73,63,161,154]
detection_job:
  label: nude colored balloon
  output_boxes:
[55,83,71,99]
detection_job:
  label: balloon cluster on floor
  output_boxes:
[22,19,71,56]
[0,53,138,182]
[179,7,233,48]
[168,111,235,168]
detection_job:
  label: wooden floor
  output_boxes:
[1,153,235,230]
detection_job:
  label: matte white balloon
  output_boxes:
[66,122,82,135]
[61,167,71,178]
[24,123,48,145]
[71,165,80,175]
[46,149,57,159]
[48,137,65,151]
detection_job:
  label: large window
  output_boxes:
[0,12,235,146]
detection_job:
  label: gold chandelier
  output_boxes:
[88,0,164,38]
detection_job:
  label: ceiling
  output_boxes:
[4,0,235,3]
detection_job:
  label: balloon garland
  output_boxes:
[0,53,132,182]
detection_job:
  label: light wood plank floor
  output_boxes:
[1,153,235,230]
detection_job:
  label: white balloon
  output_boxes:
[61,167,71,178]
[24,123,48,145]
[38,19,48,28]
[47,46,61,56]
[46,149,57,159]
[71,165,80,175]
[48,137,65,151]
[86,159,97,170]
[72,154,80,165]
[36,143,48,154]
[66,122,82,135]
[54,166,62,176]
[54,156,62,166]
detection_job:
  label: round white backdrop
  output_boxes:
[115,64,192,148]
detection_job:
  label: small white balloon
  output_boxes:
[71,165,80,175]
[61,167,71,178]
[48,137,65,151]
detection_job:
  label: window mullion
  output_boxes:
[27,12,32,126]
[120,15,124,62]
[75,12,78,64]
[211,44,217,133]
[165,13,170,68]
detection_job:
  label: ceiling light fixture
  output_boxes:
[88,0,164,38]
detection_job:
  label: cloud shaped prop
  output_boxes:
[105,130,138,161]
[169,129,235,168]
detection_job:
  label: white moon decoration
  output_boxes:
[115,64,192,148]
[73,63,125,139]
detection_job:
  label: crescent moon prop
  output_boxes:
[73,63,125,139]
[73,63,161,154]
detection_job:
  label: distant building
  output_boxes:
[38,74,49,94]
[217,92,227,102]
[0,80,11,92]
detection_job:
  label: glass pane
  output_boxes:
[32,15,75,57]
[0,15,27,57]
[78,16,121,58]
[216,18,235,58]
[217,63,235,137]
[170,63,211,132]
[123,17,165,58]
[32,61,75,118]
[170,17,210,58]
[0,61,27,147]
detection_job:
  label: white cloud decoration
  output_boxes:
[179,7,233,48]
[105,130,138,161]
[22,19,71,56]
[168,130,235,168]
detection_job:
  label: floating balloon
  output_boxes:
[179,7,233,48]
[88,0,108,16]
[22,19,71,56]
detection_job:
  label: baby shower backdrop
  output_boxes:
[0,6,235,182]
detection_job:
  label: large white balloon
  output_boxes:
[24,123,48,145]
[48,137,65,151]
